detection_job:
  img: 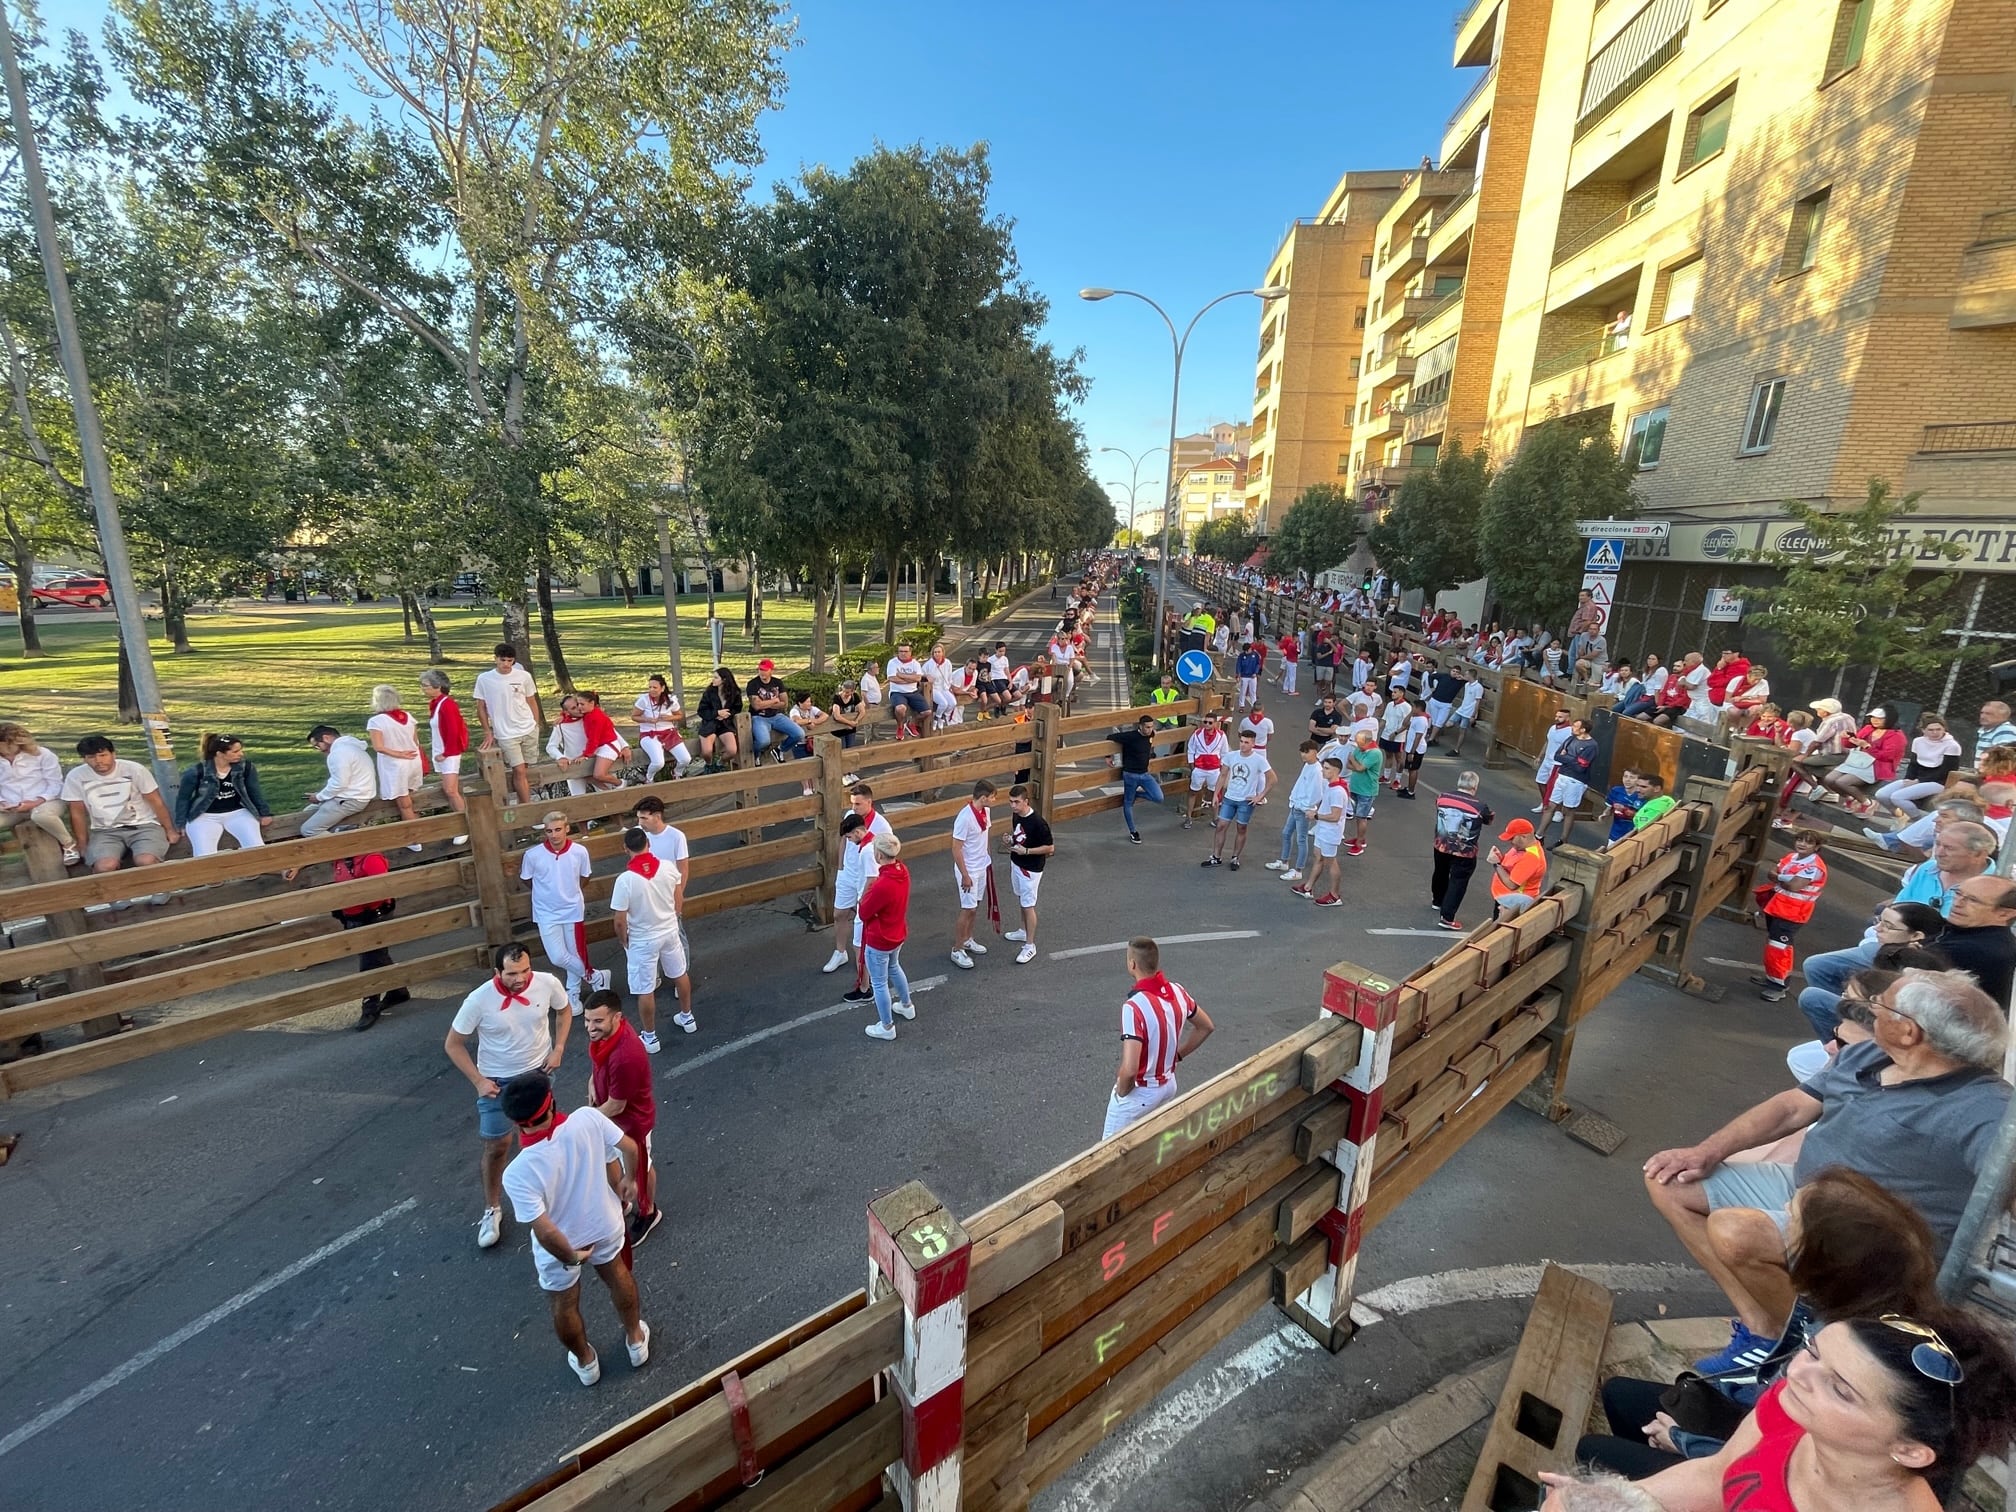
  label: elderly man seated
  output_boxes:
[1797,819,1999,1034]
[1643,968,2009,1374]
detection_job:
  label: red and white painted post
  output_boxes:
[868,1182,970,1511]
[1284,964,1400,1351]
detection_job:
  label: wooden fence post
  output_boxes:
[1029,703,1060,824]
[734,711,761,847]
[869,1181,970,1512]
[1514,844,1617,1132]
[19,827,121,1040]
[465,751,518,950]
[811,735,848,926]
[1282,963,1399,1352]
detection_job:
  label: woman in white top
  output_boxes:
[1873,717,1965,820]
[633,674,691,782]
[365,683,426,824]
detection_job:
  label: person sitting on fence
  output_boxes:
[62,735,179,898]
[631,674,691,783]
[1488,818,1546,918]
[365,684,428,828]
[923,641,962,727]
[827,678,864,747]
[0,721,77,865]
[1870,716,1964,825]
[176,733,273,858]
[694,666,741,770]
[745,660,803,764]
[547,692,628,795]
[1650,661,1695,727]
[299,723,376,839]
[857,662,882,709]
[1819,708,1906,815]
[1614,655,1664,720]
[1642,967,2010,1375]
[1740,704,1789,745]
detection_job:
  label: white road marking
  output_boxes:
[664,976,949,1078]
[1047,931,1262,961]
[1366,927,1457,937]
[0,1196,421,1460]
[1048,1260,1706,1510]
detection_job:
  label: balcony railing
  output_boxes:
[1552,188,1659,266]
[1421,282,1466,324]
[1920,421,2016,454]
[1446,62,1497,131]
[1404,400,1451,443]
[1532,332,1624,383]
[1575,0,1690,141]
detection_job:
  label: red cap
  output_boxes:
[1498,818,1536,840]
[758,658,775,672]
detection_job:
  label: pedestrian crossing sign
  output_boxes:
[1583,538,1624,572]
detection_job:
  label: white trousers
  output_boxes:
[186,809,265,856]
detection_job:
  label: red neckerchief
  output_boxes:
[627,851,661,880]
[384,708,411,725]
[1131,971,1180,1011]
[1990,804,2014,821]
[544,837,573,856]
[855,810,878,846]
[517,1092,568,1147]
[589,1016,635,1069]
[969,802,989,833]
[493,975,531,1009]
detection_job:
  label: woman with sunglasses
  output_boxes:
[1622,1306,2016,1512]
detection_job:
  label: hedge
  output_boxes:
[834,623,945,678]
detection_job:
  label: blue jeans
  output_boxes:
[1797,939,1879,1039]
[866,943,911,1029]
[1279,809,1312,870]
[1120,771,1164,833]
[751,713,804,754]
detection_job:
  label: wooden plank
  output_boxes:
[720,1395,899,1512]
[968,1297,1045,1404]
[1,858,474,982]
[831,743,1030,806]
[1276,1164,1340,1244]
[516,1298,902,1512]
[0,811,465,920]
[1299,1020,1365,1090]
[1293,1096,1354,1162]
[1364,1044,1549,1231]
[0,902,477,1041]
[1273,1229,1331,1305]
[962,1398,1029,1505]
[1458,1264,1615,1512]
[0,944,487,1099]
[1055,699,1197,736]
[1051,794,1121,825]
[1384,941,1571,1107]
[971,1200,1067,1311]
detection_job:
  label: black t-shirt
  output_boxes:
[832,692,863,722]
[1108,727,1156,773]
[1011,812,1054,873]
[209,771,244,813]
[1933,923,2016,1006]
[1309,704,1343,740]
[1428,671,1463,705]
[746,675,788,712]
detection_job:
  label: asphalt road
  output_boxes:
[0,577,1888,1512]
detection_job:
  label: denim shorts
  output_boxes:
[475,1092,511,1140]
[1217,798,1255,826]
[1702,1160,1797,1234]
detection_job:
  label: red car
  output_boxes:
[32,575,112,609]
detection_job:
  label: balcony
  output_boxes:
[1453,0,1498,67]
[1404,399,1451,445]
[1920,421,2016,454]
[1426,187,1478,267]
[1444,62,1496,151]
[1553,188,1658,266]
[1376,289,1438,334]
[1380,230,1431,279]
[1358,461,1415,496]
[1575,0,1690,142]
[1366,341,1418,393]
[1954,209,2016,330]
[1362,401,1406,441]
[1533,331,1626,384]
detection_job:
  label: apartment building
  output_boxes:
[1169,422,1251,486]
[1245,171,1411,533]
[1345,0,1555,511]
[1482,0,2016,714]
[1173,456,1251,541]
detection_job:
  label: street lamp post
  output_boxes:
[1082,285,1288,664]
[1099,444,1165,545]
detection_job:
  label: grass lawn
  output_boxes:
[0,590,947,796]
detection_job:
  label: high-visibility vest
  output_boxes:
[1151,686,1182,725]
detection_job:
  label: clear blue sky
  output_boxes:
[756,0,1466,521]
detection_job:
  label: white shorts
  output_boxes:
[956,864,989,911]
[626,933,689,995]
[534,1224,626,1293]
[587,742,623,763]
[1011,864,1042,909]
[1313,826,1343,857]
[377,753,424,799]
[835,873,864,913]
[1551,775,1588,809]
[1426,700,1452,727]
[434,753,463,776]
[1189,766,1219,793]
[1103,1079,1179,1140]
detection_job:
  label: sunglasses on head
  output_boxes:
[1881,1314,1964,1386]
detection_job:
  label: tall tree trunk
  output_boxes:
[161,552,191,654]
[856,555,873,613]
[616,567,636,608]
[115,633,139,723]
[750,555,764,653]
[810,576,829,673]
[881,551,900,643]
[834,564,847,658]
[8,531,42,655]
[743,554,756,636]
[535,561,574,692]
[416,594,445,664]
[503,600,535,679]
[921,557,936,625]
[399,590,415,642]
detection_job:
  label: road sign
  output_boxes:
[1579,572,1615,633]
[1576,520,1670,541]
[1583,538,1624,573]
[1703,588,1745,624]
[1176,650,1214,686]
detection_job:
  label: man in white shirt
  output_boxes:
[1446,673,1487,758]
[520,812,602,1011]
[824,783,894,980]
[444,942,572,1249]
[1184,714,1230,829]
[473,642,545,805]
[630,796,690,918]
[1046,631,1077,706]
[885,643,929,727]
[62,734,177,875]
[1350,652,1374,693]
[950,778,999,970]
[1203,729,1274,871]
[301,724,377,837]
[496,1070,649,1386]
[1238,703,1275,753]
[611,827,690,1050]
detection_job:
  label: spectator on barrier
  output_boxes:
[1719,663,1772,734]
[64,735,178,885]
[745,660,803,763]
[1794,907,1944,1044]
[1489,818,1546,919]
[828,678,864,748]
[1870,716,1964,823]
[694,666,741,770]
[0,721,77,864]
[1628,1308,2016,1512]
[175,733,274,858]
[1643,968,2010,1375]
[1863,789,1986,857]
[333,848,409,1031]
[1106,715,1166,846]
[1976,698,2016,757]
[1820,708,1906,814]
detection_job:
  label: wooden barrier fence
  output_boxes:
[491,767,1767,1512]
[0,699,1205,1098]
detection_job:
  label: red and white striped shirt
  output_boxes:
[1122,973,1199,1089]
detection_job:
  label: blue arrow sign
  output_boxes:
[1176,650,1215,686]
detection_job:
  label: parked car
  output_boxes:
[451,571,484,596]
[32,574,112,609]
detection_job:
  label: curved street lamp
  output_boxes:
[1082,285,1288,658]
[1099,444,1165,544]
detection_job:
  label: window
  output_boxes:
[1373,297,1383,320]
[1780,187,1830,275]
[1338,453,1351,475]
[1624,406,1669,469]
[1652,254,1703,325]
[1349,355,1362,378]
[1740,378,1786,454]
[1679,87,1735,171]
[1353,306,1367,329]
[1361,254,1374,277]
[1358,401,1369,424]
[1825,0,1872,79]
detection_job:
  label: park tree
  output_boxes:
[1735,481,1978,693]
[1193,511,1257,566]
[1266,482,1358,581]
[1477,415,1636,629]
[1366,439,1490,601]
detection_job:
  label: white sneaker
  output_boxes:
[569,999,584,1017]
[1281,869,1303,882]
[568,1350,601,1386]
[60,846,79,866]
[590,968,611,993]
[1016,943,1038,964]
[477,1207,502,1249]
[148,892,171,906]
[951,949,975,970]
[893,1000,916,1020]
[822,949,849,974]
[865,1021,897,1041]
[1264,860,1286,871]
[406,843,424,853]
[640,1030,662,1054]
[962,940,987,955]
[626,1322,650,1368]
[452,834,468,846]
[1003,929,1027,943]
[673,1011,697,1034]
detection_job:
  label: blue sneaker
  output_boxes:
[1693,1320,1775,1375]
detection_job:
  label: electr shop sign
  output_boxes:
[1620,519,2016,571]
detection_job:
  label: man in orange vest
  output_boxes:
[1751,829,1828,1002]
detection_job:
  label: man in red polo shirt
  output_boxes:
[584,990,661,1245]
